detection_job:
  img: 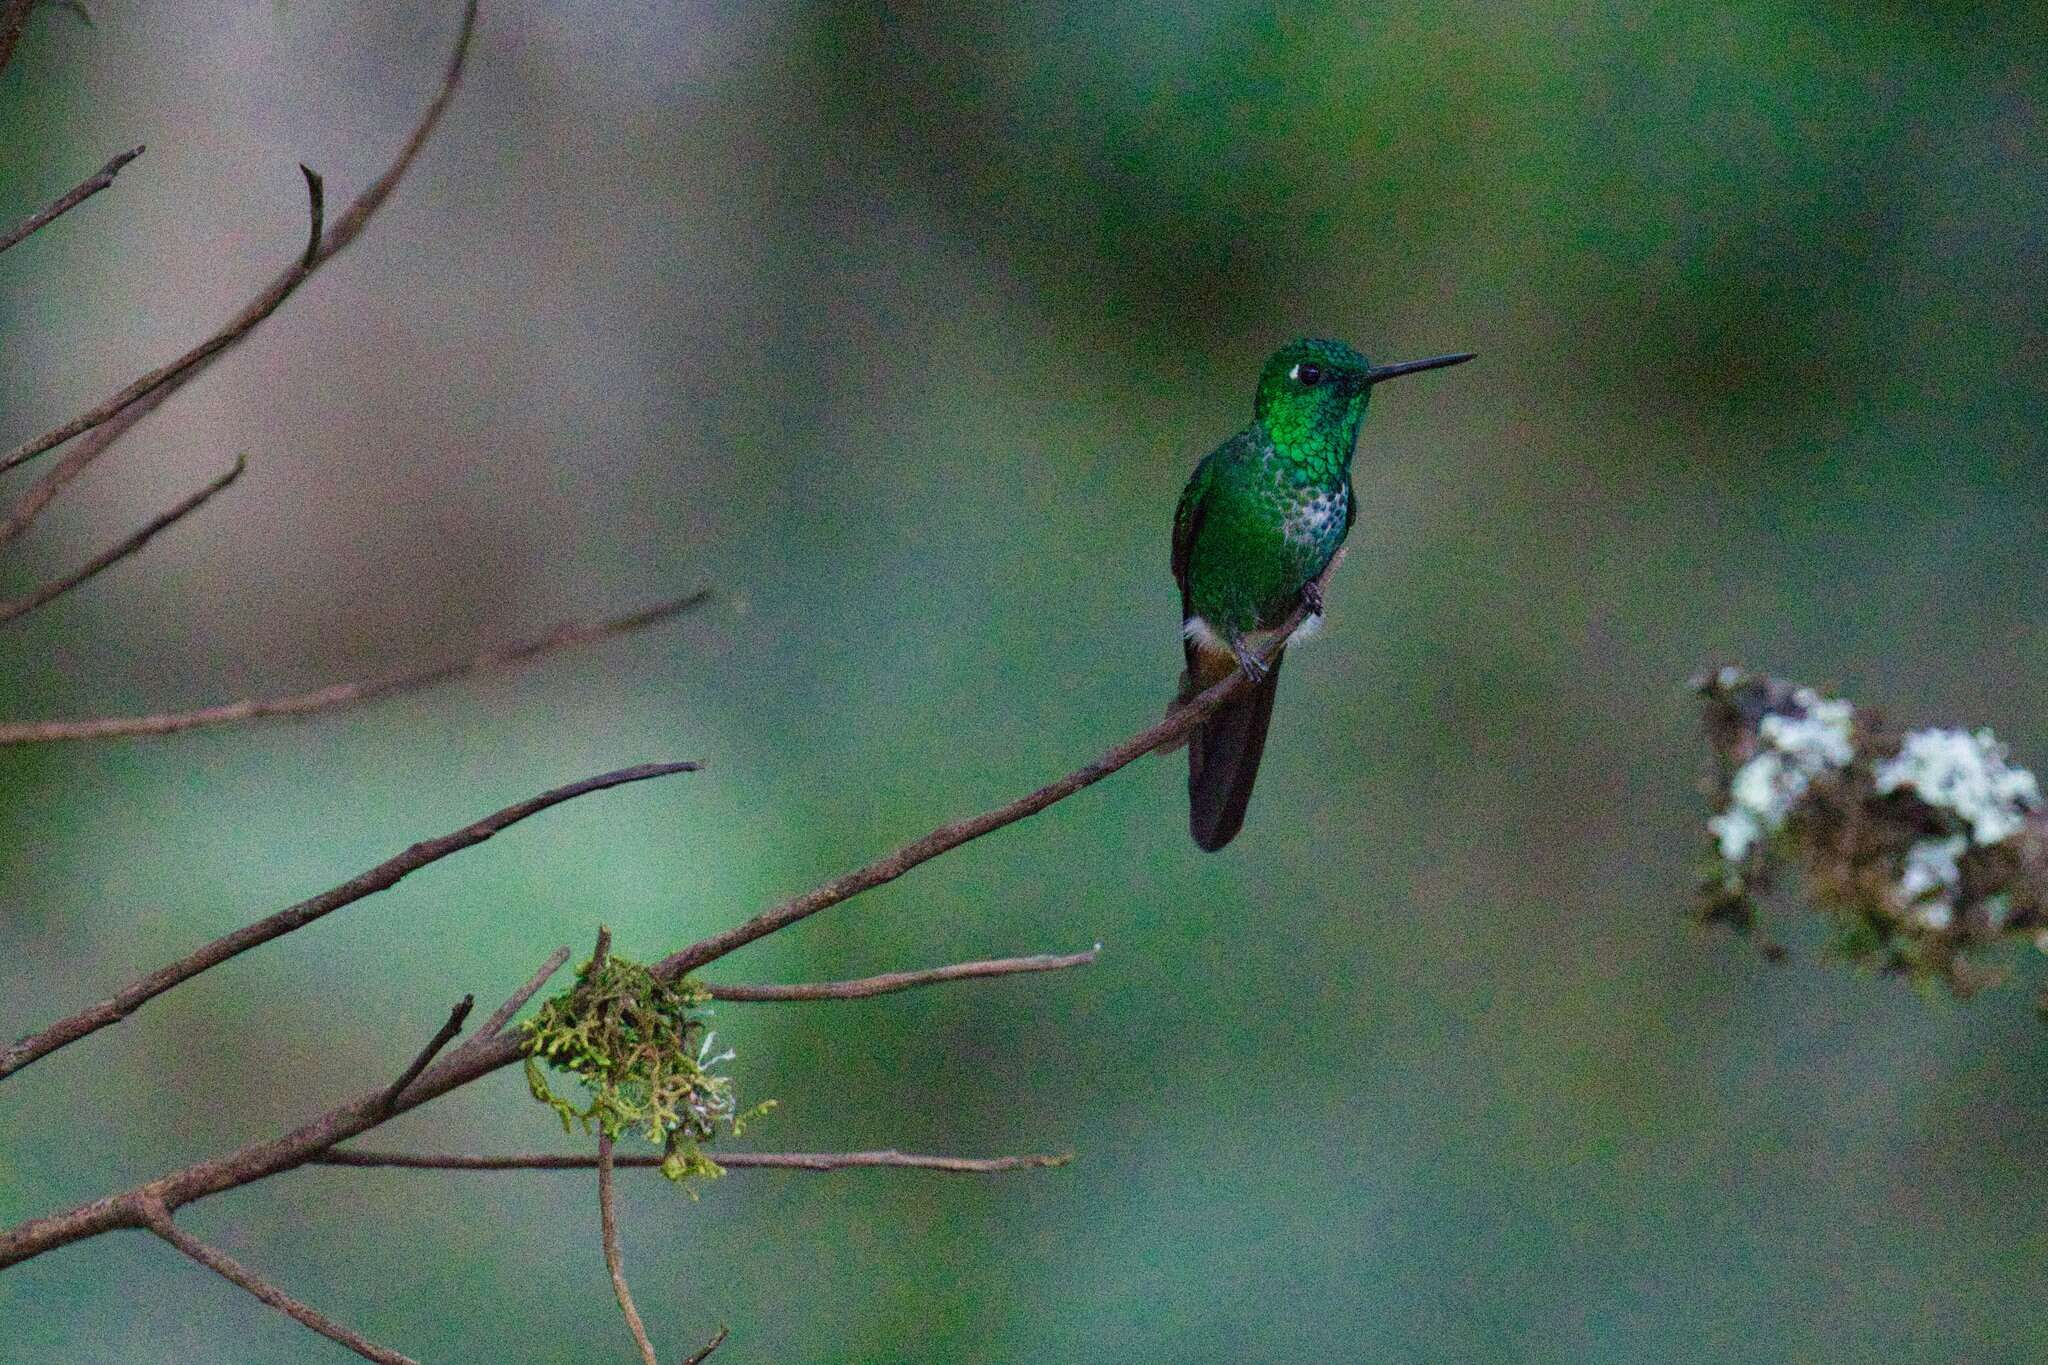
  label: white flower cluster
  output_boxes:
[1896,834,1967,929]
[1874,728,2043,845]
[1708,689,1857,861]
[1873,728,2041,931]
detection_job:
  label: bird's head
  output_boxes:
[1253,337,1475,450]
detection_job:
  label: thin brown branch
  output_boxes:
[314,1148,1075,1174]
[0,145,144,255]
[598,1134,661,1365]
[0,555,1327,1268]
[0,455,244,627]
[0,0,34,76]
[683,1325,731,1365]
[475,945,572,1040]
[0,761,697,1082]
[707,946,1099,1002]
[141,1199,418,1365]
[655,549,1344,980]
[0,0,477,548]
[379,996,472,1115]
[0,589,710,743]
[0,168,324,477]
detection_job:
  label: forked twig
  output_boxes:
[0,169,324,477]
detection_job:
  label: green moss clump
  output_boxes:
[519,943,772,1185]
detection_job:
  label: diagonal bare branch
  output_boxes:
[598,1134,661,1365]
[0,168,324,478]
[0,144,144,255]
[141,1199,417,1365]
[0,455,245,628]
[0,762,698,1081]
[0,0,478,548]
[0,589,710,744]
[655,550,1343,980]
[707,946,1099,1001]
[315,1148,1075,1174]
[379,996,472,1116]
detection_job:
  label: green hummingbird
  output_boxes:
[1172,337,1474,850]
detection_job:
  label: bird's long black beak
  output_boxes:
[1363,351,1477,385]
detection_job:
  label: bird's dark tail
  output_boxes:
[1185,647,1284,852]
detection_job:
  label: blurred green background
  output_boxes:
[3,1,2045,1360]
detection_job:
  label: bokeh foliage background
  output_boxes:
[2,1,2045,1360]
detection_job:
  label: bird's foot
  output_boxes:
[1231,637,1269,684]
[1299,579,1325,616]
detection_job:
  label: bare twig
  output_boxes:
[0,589,710,744]
[0,0,477,545]
[655,550,1343,980]
[0,0,35,76]
[315,1148,1074,1174]
[0,762,697,1081]
[0,169,324,477]
[0,455,244,627]
[0,555,1327,1268]
[683,1325,731,1365]
[0,145,144,256]
[379,996,472,1115]
[141,1199,417,1365]
[598,1134,661,1365]
[475,945,572,1040]
[707,946,1100,1001]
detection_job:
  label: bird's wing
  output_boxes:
[1172,433,1238,599]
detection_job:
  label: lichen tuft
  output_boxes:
[519,944,770,1184]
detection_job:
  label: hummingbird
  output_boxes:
[1171,338,1474,850]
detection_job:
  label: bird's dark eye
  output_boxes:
[1295,363,1322,387]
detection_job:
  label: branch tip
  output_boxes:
[379,995,474,1114]
[297,164,325,266]
[683,1326,731,1365]
[477,946,574,1039]
[708,947,1100,1003]
[0,457,247,628]
[0,142,147,256]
